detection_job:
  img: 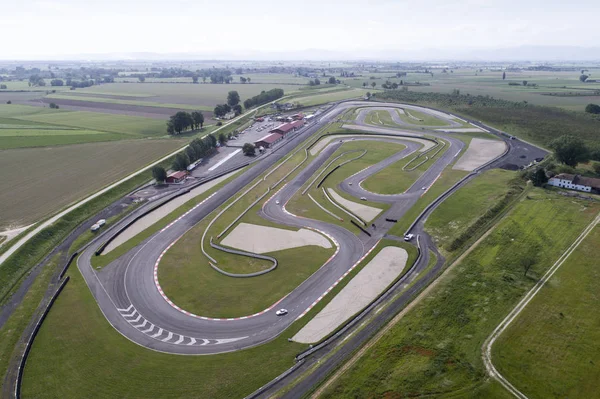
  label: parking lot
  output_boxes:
[228,118,279,147]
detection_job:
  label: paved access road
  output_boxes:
[77,101,545,355]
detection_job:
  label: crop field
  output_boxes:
[318,188,600,398]
[0,138,186,230]
[79,82,302,106]
[344,68,600,111]
[493,225,600,398]
[291,88,369,107]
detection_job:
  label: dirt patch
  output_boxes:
[453,138,506,171]
[293,246,408,343]
[220,223,331,254]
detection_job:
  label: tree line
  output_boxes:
[167,111,205,135]
[243,88,284,109]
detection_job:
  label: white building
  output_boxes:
[547,173,600,193]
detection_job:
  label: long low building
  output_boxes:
[548,173,600,193]
[270,120,305,136]
[254,133,284,149]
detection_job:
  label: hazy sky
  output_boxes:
[2,0,599,59]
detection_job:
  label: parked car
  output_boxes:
[91,224,100,232]
[97,219,106,227]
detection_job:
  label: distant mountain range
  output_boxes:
[5,46,600,62]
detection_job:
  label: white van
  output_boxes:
[97,219,106,227]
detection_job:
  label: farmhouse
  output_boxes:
[270,120,305,136]
[547,173,600,193]
[166,170,187,184]
[254,133,283,149]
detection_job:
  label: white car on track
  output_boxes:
[275,309,288,316]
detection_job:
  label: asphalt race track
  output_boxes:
[77,101,546,356]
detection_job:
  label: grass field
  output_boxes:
[400,108,450,126]
[361,139,449,195]
[46,93,214,111]
[425,169,517,250]
[319,189,600,398]
[0,138,186,230]
[291,88,369,107]
[286,139,397,231]
[493,225,600,398]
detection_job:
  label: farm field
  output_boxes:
[0,138,186,230]
[493,225,600,399]
[291,88,369,107]
[318,188,600,398]
[345,69,600,111]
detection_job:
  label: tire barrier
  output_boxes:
[402,139,446,172]
[322,187,366,226]
[317,150,367,189]
[351,220,371,236]
[94,162,250,256]
[58,251,78,279]
[209,238,277,278]
[308,193,343,222]
[15,276,70,399]
[303,149,362,195]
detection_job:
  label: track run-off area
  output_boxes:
[75,100,546,356]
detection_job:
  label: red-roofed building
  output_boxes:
[166,170,187,184]
[254,133,283,149]
[270,120,305,135]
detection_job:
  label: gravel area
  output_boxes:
[293,246,408,343]
[453,138,507,171]
[220,223,331,254]
[327,188,381,221]
[103,171,237,254]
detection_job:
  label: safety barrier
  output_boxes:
[15,277,70,399]
[351,220,371,236]
[58,252,78,279]
[209,238,277,278]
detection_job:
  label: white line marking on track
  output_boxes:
[141,324,155,334]
[130,314,142,323]
[117,305,133,313]
[122,309,137,318]
[162,331,173,342]
[174,335,184,345]
[151,328,164,338]
[208,149,241,171]
[187,338,197,346]
[133,320,148,329]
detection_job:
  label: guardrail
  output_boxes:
[15,276,70,399]
[351,220,372,236]
[217,187,270,239]
[58,252,78,279]
[321,188,366,226]
[209,238,278,278]
[95,161,249,256]
[308,193,343,221]
[294,235,423,362]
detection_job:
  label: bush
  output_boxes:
[49,102,59,109]
[585,103,600,114]
[216,121,223,126]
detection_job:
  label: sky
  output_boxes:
[2,0,599,60]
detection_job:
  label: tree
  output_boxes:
[391,82,398,89]
[591,161,600,176]
[191,111,204,129]
[314,78,320,85]
[138,76,146,83]
[371,82,376,88]
[214,104,232,118]
[168,111,193,134]
[207,134,217,148]
[218,132,227,145]
[328,76,336,84]
[247,77,251,83]
[0,84,6,89]
[172,153,190,171]
[192,75,199,84]
[362,82,367,87]
[152,165,167,184]
[227,90,240,107]
[502,71,506,80]
[6,100,11,104]
[550,135,590,167]
[580,74,589,82]
[242,143,256,156]
[240,76,247,83]
[365,92,371,99]
[585,103,600,114]
[522,80,528,86]
[530,168,548,186]
[233,104,243,116]
[50,79,64,86]
[49,102,59,109]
